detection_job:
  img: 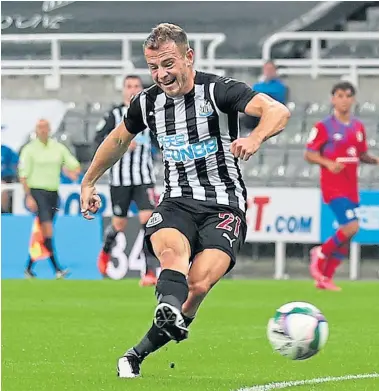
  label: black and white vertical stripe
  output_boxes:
[109,106,155,186]
[137,79,246,212]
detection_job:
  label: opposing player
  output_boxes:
[94,75,158,286]
[305,81,379,291]
[80,23,290,377]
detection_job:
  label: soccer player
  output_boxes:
[80,23,290,378]
[305,81,379,291]
[94,75,158,286]
[20,119,81,279]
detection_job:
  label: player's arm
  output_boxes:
[82,121,135,186]
[244,92,291,141]
[82,95,146,187]
[304,125,343,173]
[360,152,379,164]
[214,78,290,160]
[93,110,116,149]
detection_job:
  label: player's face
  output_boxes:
[332,89,355,114]
[123,78,143,103]
[145,41,194,97]
[36,120,50,141]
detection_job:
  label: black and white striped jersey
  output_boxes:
[94,104,155,186]
[123,72,258,212]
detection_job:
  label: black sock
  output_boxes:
[132,314,195,360]
[26,256,34,271]
[44,238,61,272]
[133,323,171,360]
[182,314,195,327]
[103,225,119,254]
[155,269,189,310]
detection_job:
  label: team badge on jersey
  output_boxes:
[333,133,343,141]
[146,212,163,228]
[199,100,214,117]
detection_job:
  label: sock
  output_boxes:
[133,323,171,360]
[324,243,349,278]
[103,225,118,254]
[26,256,34,271]
[132,313,195,360]
[155,269,189,310]
[320,229,349,258]
[44,238,61,272]
[324,258,342,279]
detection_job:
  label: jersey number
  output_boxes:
[216,213,241,237]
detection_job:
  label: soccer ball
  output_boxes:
[267,301,329,360]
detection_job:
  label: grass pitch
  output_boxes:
[2,280,379,391]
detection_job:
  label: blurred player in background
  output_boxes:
[19,119,81,279]
[305,81,379,291]
[94,75,158,286]
[81,23,290,378]
[1,144,19,213]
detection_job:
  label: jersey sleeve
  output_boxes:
[61,144,80,170]
[306,123,328,152]
[18,145,32,178]
[358,124,368,154]
[123,93,147,135]
[214,77,258,113]
[93,110,116,147]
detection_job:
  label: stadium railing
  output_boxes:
[2,32,379,89]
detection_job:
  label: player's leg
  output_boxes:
[181,248,232,321]
[135,185,159,286]
[98,186,131,276]
[311,197,359,290]
[117,201,197,378]
[182,209,246,320]
[120,247,232,376]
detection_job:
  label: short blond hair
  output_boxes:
[144,23,189,52]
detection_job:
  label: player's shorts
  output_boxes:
[328,197,359,226]
[145,197,247,273]
[110,184,156,218]
[30,188,59,223]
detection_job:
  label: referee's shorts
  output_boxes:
[30,189,59,223]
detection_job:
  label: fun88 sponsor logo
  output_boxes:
[158,134,218,162]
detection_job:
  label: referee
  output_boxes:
[19,119,81,279]
[94,75,158,286]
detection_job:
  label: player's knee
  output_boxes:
[188,279,211,298]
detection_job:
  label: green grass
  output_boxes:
[2,280,379,391]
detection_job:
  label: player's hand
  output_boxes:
[80,183,102,220]
[128,140,137,151]
[326,161,345,174]
[26,194,37,213]
[230,134,263,161]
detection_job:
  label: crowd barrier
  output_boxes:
[2,184,378,280]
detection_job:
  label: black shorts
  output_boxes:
[30,189,59,223]
[145,197,247,273]
[110,184,156,218]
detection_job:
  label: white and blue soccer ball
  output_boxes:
[267,301,329,360]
